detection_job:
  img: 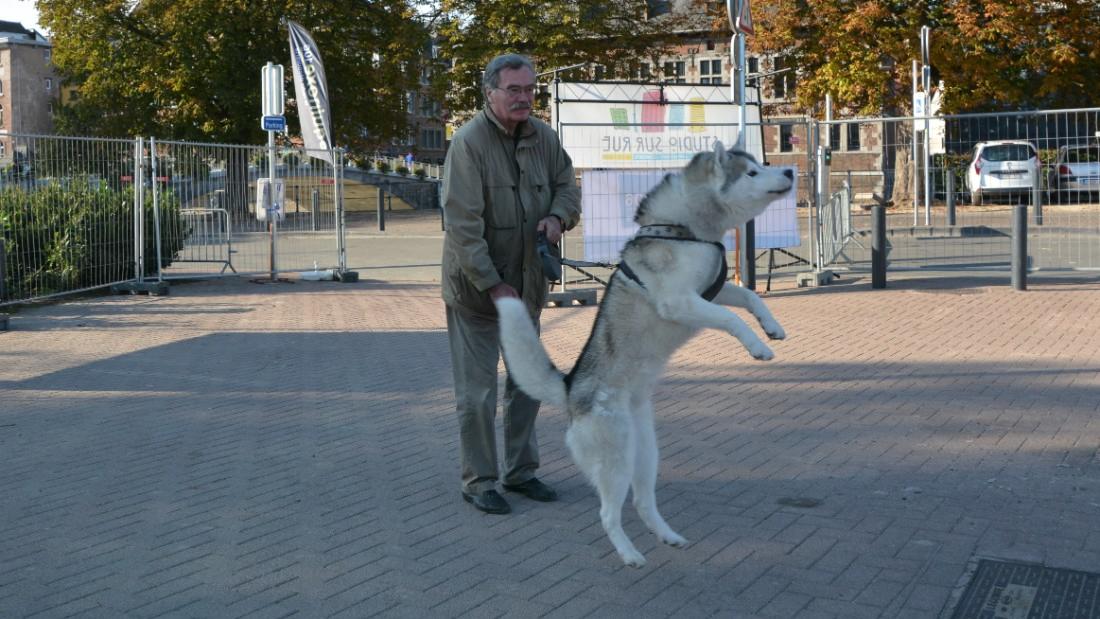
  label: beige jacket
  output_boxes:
[441,109,581,317]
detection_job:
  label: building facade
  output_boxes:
[0,21,57,165]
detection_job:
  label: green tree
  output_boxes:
[750,0,1100,117]
[432,0,693,118]
[40,0,428,149]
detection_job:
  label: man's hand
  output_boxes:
[537,215,564,244]
[488,282,520,301]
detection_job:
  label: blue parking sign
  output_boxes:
[262,115,286,131]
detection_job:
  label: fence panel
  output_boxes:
[0,132,141,306]
[817,108,1100,275]
[150,140,343,279]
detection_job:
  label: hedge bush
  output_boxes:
[0,178,185,300]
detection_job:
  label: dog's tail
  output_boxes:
[495,297,567,408]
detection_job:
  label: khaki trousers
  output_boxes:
[446,305,540,494]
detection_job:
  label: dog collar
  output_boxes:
[634,224,699,240]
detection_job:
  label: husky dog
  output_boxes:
[494,141,793,567]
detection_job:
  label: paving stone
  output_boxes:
[1,276,1099,617]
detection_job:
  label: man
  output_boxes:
[441,53,581,515]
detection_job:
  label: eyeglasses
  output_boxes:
[495,85,537,98]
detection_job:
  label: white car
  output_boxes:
[966,140,1039,205]
[1047,143,1100,203]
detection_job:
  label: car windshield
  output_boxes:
[1065,147,1100,164]
[980,144,1034,162]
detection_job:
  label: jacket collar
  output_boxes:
[484,107,536,141]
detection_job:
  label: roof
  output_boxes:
[0,20,47,42]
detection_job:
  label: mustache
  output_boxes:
[510,102,531,111]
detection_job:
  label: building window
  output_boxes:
[772,56,795,99]
[0,104,4,126]
[663,61,685,83]
[847,123,861,151]
[45,77,52,91]
[420,127,443,150]
[829,124,841,151]
[637,63,651,80]
[646,0,670,18]
[780,124,793,152]
[0,81,3,96]
[699,59,722,84]
[706,40,715,51]
[0,141,5,158]
[748,57,759,75]
[45,49,51,62]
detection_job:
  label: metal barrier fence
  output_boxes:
[149,139,345,280]
[557,108,1100,284]
[0,132,347,306]
[5,107,1100,306]
[0,133,146,306]
[819,108,1100,274]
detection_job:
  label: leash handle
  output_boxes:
[537,231,563,283]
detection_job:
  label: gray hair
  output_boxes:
[482,54,536,93]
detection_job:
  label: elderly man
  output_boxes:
[441,53,581,515]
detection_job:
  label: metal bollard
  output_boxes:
[1012,204,1027,290]
[744,220,756,290]
[871,205,887,289]
[311,189,320,232]
[0,237,6,301]
[376,184,386,231]
[946,173,956,226]
[1032,180,1043,226]
[0,238,7,331]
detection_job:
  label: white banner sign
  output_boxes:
[288,21,333,164]
[554,82,762,168]
[579,166,799,263]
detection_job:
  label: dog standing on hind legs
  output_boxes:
[495,141,794,567]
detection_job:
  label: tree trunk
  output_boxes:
[885,120,915,208]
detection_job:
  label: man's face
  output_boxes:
[487,66,536,129]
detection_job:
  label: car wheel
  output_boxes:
[970,189,982,206]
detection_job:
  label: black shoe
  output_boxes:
[502,478,558,502]
[462,489,511,514]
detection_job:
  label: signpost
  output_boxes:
[728,0,753,285]
[260,61,285,281]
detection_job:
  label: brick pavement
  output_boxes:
[2,274,1099,618]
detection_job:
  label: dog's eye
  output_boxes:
[747,170,758,177]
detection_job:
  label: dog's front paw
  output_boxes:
[763,322,786,340]
[748,341,775,361]
[660,531,689,548]
[620,549,647,568]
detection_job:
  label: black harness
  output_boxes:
[617,225,728,302]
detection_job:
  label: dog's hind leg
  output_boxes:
[630,392,688,548]
[711,282,785,340]
[566,411,646,568]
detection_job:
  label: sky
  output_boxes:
[0,0,46,35]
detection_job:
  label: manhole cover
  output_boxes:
[949,559,1100,618]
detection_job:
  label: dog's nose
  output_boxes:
[783,169,794,180]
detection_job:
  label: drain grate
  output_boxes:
[949,559,1100,619]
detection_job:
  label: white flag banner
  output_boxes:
[288,21,333,164]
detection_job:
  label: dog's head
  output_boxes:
[635,140,794,237]
[684,140,794,229]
